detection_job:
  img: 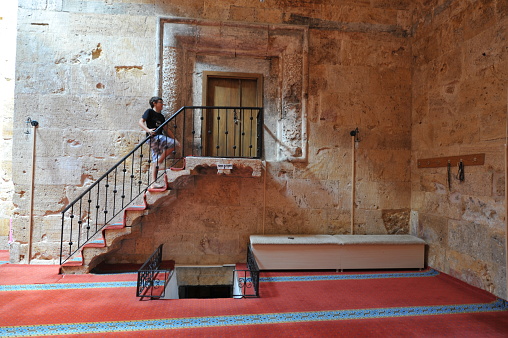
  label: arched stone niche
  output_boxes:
[160,18,308,162]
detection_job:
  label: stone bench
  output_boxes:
[249,235,342,270]
[334,235,426,270]
[249,234,426,271]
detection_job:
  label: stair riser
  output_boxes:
[104,227,132,247]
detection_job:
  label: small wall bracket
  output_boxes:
[350,128,359,142]
[25,117,39,134]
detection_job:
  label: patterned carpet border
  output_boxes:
[1,299,507,337]
[0,281,137,292]
[261,269,439,282]
[0,269,438,292]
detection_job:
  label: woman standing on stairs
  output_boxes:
[138,96,179,188]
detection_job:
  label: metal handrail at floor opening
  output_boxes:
[136,244,173,299]
[233,245,260,298]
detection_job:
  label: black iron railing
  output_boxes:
[60,106,263,265]
[233,245,260,298]
[136,244,172,299]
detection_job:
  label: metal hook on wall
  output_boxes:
[447,160,452,189]
[25,117,39,135]
[457,160,465,182]
[350,127,360,142]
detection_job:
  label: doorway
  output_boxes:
[203,72,263,157]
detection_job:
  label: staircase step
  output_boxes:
[84,239,105,248]
[62,256,83,266]
[126,205,146,211]
[148,186,167,192]
[106,223,125,230]
[170,158,186,170]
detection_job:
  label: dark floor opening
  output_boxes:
[179,285,232,299]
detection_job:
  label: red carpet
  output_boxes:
[0,250,9,262]
[0,252,507,337]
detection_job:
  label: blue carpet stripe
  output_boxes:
[0,270,437,292]
[261,269,439,282]
[1,299,507,337]
[0,281,137,292]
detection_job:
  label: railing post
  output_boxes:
[59,212,65,265]
[257,108,263,158]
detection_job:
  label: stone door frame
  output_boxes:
[159,17,309,162]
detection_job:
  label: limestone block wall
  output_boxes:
[161,18,309,162]
[11,1,160,262]
[109,173,264,265]
[0,1,17,251]
[103,1,413,266]
[12,0,409,283]
[8,0,507,300]
[411,0,507,299]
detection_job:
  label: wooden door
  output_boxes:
[205,73,262,157]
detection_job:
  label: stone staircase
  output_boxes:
[59,157,262,274]
[60,167,191,274]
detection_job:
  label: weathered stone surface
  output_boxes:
[2,0,505,300]
[264,207,303,234]
[0,0,17,250]
[363,209,386,234]
[306,147,349,181]
[162,19,308,162]
[382,208,410,234]
[176,266,234,286]
[327,209,353,235]
[0,219,10,237]
[105,169,265,265]
[448,220,506,264]
[411,0,507,298]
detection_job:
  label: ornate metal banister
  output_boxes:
[60,106,263,265]
[136,244,172,299]
[233,245,260,298]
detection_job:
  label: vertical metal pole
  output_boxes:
[350,128,359,235]
[28,122,38,264]
[505,141,507,297]
[351,134,355,235]
[505,89,508,297]
[262,161,267,235]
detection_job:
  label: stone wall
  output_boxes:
[11,0,160,262]
[6,0,506,299]
[161,18,309,162]
[0,1,17,251]
[411,0,507,299]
